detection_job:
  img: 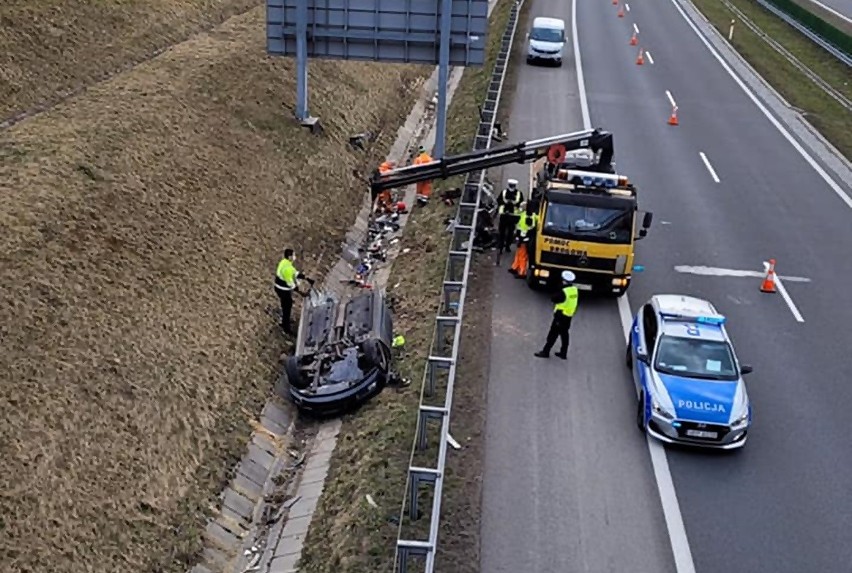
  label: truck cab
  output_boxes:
[525,157,653,297]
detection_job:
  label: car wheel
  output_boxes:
[625,344,633,370]
[361,338,388,371]
[636,393,646,431]
[284,355,309,390]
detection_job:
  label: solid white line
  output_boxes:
[572,0,591,129]
[573,0,696,568]
[806,0,852,26]
[645,50,655,64]
[634,23,640,34]
[665,90,677,108]
[668,0,852,211]
[699,152,721,183]
[674,264,811,282]
[616,296,697,573]
[764,261,805,322]
[626,3,631,11]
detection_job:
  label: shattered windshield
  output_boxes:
[543,203,633,244]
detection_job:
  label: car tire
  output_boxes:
[284,355,309,390]
[636,393,646,432]
[361,338,388,371]
[625,344,633,370]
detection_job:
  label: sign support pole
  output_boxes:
[295,0,309,121]
[433,0,453,158]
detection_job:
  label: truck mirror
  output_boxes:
[643,211,654,228]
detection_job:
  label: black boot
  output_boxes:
[534,350,549,358]
[555,351,567,360]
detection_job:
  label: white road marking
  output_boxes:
[574,0,696,570]
[645,50,655,64]
[699,152,720,182]
[806,0,852,26]
[763,261,805,322]
[634,23,640,34]
[616,296,697,573]
[674,264,811,283]
[665,89,677,108]
[626,3,631,11]
[668,0,852,211]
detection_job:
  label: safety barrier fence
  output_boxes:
[392,0,524,572]
[758,0,851,64]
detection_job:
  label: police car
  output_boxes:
[626,294,754,450]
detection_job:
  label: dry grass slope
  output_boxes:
[0,5,432,573]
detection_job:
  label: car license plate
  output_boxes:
[686,429,718,439]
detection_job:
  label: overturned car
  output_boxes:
[278,289,394,416]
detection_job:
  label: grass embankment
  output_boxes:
[691,0,851,159]
[0,4,430,572]
[295,1,520,571]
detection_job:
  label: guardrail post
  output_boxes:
[426,356,453,397]
[408,467,440,520]
[417,405,449,450]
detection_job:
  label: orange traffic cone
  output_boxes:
[636,48,645,65]
[667,105,679,125]
[613,0,618,5]
[630,32,638,46]
[761,259,778,293]
[618,5,625,17]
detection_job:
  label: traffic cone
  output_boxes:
[613,0,618,5]
[635,48,645,65]
[630,32,638,46]
[760,259,778,293]
[667,105,679,125]
[618,5,625,17]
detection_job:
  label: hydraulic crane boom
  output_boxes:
[369,128,614,193]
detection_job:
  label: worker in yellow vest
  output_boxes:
[509,207,538,278]
[535,271,579,359]
[274,248,315,335]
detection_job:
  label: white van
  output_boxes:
[526,16,566,66]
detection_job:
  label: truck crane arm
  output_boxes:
[369,128,614,193]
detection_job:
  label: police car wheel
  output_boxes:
[625,344,633,370]
[636,394,646,431]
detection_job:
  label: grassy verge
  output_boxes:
[295,1,518,571]
[691,0,851,158]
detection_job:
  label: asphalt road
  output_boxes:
[479,0,852,571]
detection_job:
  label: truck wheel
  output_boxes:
[525,266,542,291]
[284,356,309,390]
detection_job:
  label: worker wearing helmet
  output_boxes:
[535,271,579,359]
[496,178,524,264]
[274,248,315,336]
[374,160,396,214]
[412,146,434,203]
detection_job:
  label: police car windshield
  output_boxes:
[655,335,739,380]
[530,27,564,43]
[543,203,632,244]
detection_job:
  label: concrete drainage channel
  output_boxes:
[185,2,504,572]
[393,1,525,572]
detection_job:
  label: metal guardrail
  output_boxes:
[392,1,525,572]
[721,0,852,110]
[758,0,852,65]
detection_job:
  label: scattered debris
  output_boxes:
[366,494,379,508]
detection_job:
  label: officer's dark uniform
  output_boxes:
[535,271,579,359]
[496,179,524,258]
[274,253,314,335]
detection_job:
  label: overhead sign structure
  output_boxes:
[266,0,489,157]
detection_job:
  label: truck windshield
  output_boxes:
[530,27,563,43]
[542,203,633,244]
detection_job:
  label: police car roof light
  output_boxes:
[696,315,726,326]
[659,311,726,325]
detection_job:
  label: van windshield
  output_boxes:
[530,27,563,43]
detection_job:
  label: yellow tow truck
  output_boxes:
[525,154,653,296]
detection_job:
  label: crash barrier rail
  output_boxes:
[757,0,851,64]
[392,1,524,572]
[717,0,852,110]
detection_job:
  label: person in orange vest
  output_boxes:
[509,204,538,278]
[412,146,434,202]
[374,160,395,213]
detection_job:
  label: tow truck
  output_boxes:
[371,128,653,296]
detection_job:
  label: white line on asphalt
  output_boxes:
[626,3,631,11]
[699,152,720,182]
[668,0,852,211]
[634,23,640,34]
[645,50,655,64]
[674,264,811,282]
[574,0,696,570]
[806,0,852,26]
[665,90,677,108]
[764,261,805,322]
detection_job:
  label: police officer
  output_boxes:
[535,271,579,359]
[274,248,315,335]
[496,178,524,263]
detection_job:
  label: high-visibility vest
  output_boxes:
[499,188,522,215]
[275,258,298,290]
[414,152,432,165]
[516,213,538,236]
[379,161,393,173]
[555,286,579,317]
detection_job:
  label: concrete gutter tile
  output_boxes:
[286,495,317,520]
[262,400,292,430]
[247,442,275,471]
[201,547,232,570]
[233,471,264,502]
[298,465,328,486]
[237,457,269,488]
[204,521,241,553]
[281,514,313,538]
[269,553,300,573]
[222,488,255,520]
[252,432,278,455]
[304,450,333,472]
[296,480,325,504]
